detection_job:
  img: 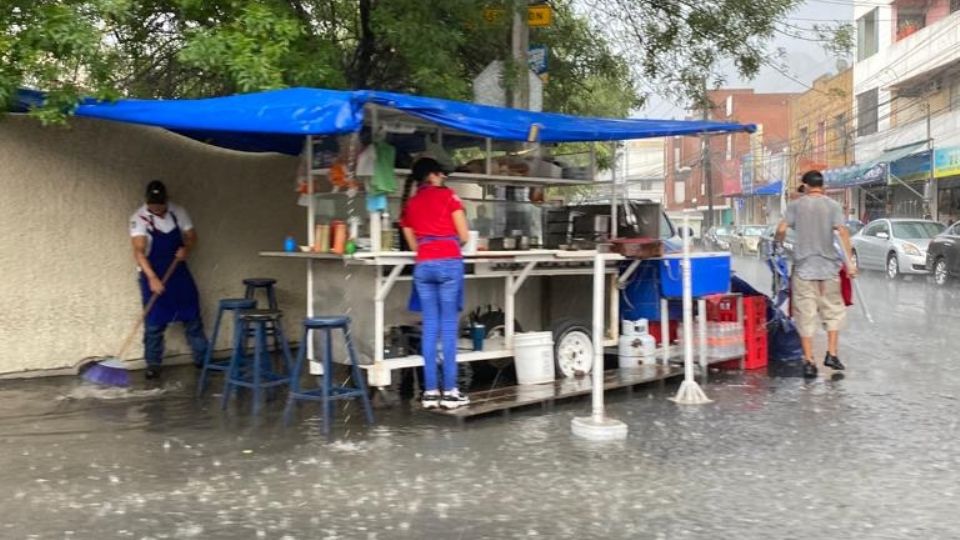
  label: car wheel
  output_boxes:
[934,258,949,286]
[886,253,900,280]
[552,319,593,378]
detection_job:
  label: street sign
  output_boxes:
[482,5,553,27]
[527,45,548,74]
[527,5,553,27]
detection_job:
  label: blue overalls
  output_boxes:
[408,235,464,392]
[139,211,208,367]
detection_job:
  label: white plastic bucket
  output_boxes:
[513,332,556,385]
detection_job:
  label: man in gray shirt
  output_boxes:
[776,170,857,378]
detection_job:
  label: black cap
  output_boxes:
[145,180,167,204]
[410,158,449,182]
[800,170,824,188]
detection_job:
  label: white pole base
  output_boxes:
[669,380,712,405]
[571,416,628,441]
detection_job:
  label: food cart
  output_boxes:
[252,90,754,390]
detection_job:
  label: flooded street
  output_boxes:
[3,256,960,539]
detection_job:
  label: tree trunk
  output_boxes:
[354,0,375,89]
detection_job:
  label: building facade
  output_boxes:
[788,68,855,213]
[664,89,794,228]
[853,0,960,223]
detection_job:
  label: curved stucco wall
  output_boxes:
[0,115,306,376]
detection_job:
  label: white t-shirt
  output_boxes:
[129,203,194,257]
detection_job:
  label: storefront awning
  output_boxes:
[13,88,755,155]
[824,142,927,189]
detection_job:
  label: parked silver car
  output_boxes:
[852,219,946,279]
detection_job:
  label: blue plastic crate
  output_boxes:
[658,252,731,298]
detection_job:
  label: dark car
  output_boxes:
[757,224,796,260]
[927,221,960,286]
[703,225,734,251]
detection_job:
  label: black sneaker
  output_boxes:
[802,361,818,379]
[420,391,441,410]
[824,353,845,371]
[145,366,162,380]
[440,389,471,409]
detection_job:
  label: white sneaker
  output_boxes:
[440,389,470,409]
[421,390,441,409]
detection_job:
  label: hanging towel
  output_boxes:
[372,141,397,193]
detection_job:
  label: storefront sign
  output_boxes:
[824,162,887,188]
[740,154,753,195]
[527,45,548,74]
[890,149,931,182]
[934,146,960,179]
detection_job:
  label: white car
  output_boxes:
[852,218,946,279]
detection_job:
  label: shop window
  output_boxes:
[951,78,960,110]
[896,8,926,41]
[816,121,827,163]
[858,88,879,137]
[857,9,879,61]
[953,0,960,14]
[798,127,809,158]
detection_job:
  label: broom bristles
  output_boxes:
[79,358,131,387]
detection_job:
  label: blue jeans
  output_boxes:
[144,318,209,367]
[414,259,464,392]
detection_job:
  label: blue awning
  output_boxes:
[752,180,783,196]
[14,87,755,155]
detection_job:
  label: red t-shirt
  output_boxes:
[400,185,464,261]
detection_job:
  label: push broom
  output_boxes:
[78,261,179,386]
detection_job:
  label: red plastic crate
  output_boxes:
[648,320,679,346]
[705,293,742,322]
[744,333,768,370]
[743,295,767,342]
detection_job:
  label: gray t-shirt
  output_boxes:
[784,194,844,280]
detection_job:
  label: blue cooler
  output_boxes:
[658,252,731,298]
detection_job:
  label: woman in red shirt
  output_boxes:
[400,158,470,409]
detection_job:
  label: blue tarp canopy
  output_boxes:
[13,88,755,155]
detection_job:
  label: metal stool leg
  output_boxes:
[321,328,333,436]
[267,286,278,311]
[343,325,374,425]
[196,305,225,398]
[276,322,294,375]
[221,320,245,410]
[252,323,265,415]
[284,326,309,424]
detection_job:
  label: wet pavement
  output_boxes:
[3,255,960,539]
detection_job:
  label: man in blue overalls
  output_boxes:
[130,180,208,380]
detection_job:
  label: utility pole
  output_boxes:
[510,0,530,110]
[701,81,714,230]
[926,102,937,220]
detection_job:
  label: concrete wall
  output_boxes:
[0,115,305,376]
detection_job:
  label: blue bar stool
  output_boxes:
[243,277,281,352]
[196,298,257,398]
[243,278,279,310]
[221,309,293,415]
[284,316,374,435]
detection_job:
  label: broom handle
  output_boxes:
[115,260,180,360]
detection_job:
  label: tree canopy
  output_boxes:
[1,0,846,123]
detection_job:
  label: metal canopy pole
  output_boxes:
[572,253,628,441]
[669,212,711,405]
[305,136,318,373]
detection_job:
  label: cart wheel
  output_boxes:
[552,319,593,378]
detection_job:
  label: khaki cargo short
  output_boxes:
[792,275,846,338]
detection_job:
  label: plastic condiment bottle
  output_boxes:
[284,235,296,252]
[331,220,347,255]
